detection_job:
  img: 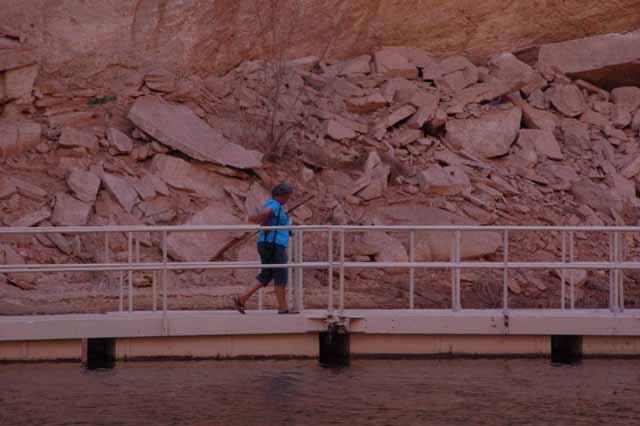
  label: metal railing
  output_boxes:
[0,225,637,319]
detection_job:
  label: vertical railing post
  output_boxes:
[258,287,264,310]
[455,230,461,311]
[118,270,124,312]
[104,232,112,309]
[409,230,415,310]
[569,231,575,310]
[162,230,168,335]
[128,232,133,312]
[328,228,334,316]
[135,235,141,310]
[618,231,625,312]
[339,228,345,315]
[287,223,294,310]
[561,231,566,310]
[152,270,157,312]
[104,232,110,263]
[450,232,455,310]
[295,230,304,312]
[503,229,509,312]
[609,232,615,312]
[613,231,620,312]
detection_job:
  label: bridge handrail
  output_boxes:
[1,224,634,317]
[0,224,639,234]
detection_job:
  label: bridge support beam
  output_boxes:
[319,323,350,366]
[551,335,582,364]
[82,338,116,369]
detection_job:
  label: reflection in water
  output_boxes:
[1,359,639,426]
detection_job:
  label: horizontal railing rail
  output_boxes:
[0,225,637,318]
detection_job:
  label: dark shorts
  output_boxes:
[256,242,288,287]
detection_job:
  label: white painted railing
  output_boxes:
[0,225,637,318]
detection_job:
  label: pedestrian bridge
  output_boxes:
[1,224,639,363]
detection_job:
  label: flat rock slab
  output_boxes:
[51,193,92,226]
[571,178,623,216]
[166,202,243,262]
[418,164,471,195]
[374,49,419,80]
[517,129,564,160]
[537,31,640,89]
[151,154,241,199]
[128,96,262,169]
[58,127,98,153]
[67,170,100,202]
[106,127,134,154]
[8,207,51,227]
[102,173,140,213]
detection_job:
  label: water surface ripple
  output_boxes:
[1,359,639,425]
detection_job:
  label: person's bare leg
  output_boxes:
[275,286,288,312]
[239,282,263,305]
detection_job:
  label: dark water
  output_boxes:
[1,359,639,426]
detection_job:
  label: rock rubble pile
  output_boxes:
[2,29,640,313]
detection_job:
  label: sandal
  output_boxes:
[234,296,246,315]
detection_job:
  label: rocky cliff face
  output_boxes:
[3,0,640,90]
[2,2,640,315]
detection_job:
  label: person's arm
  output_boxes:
[248,207,273,225]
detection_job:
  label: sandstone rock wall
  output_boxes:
[3,0,640,90]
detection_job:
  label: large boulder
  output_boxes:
[58,127,99,153]
[571,179,624,216]
[51,192,92,226]
[611,87,640,112]
[372,205,502,261]
[522,103,558,132]
[67,170,100,202]
[128,96,262,169]
[166,202,243,262]
[345,91,387,114]
[325,119,357,140]
[537,31,640,89]
[546,84,586,117]
[151,154,244,199]
[350,232,409,273]
[381,77,418,103]
[437,55,479,91]
[487,52,539,89]
[102,173,140,213]
[106,128,134,154]
[516,129,564,160]
[417,165,471,195]
[337,54,372,75]
[445,107,522,158]
[373,49,418,79]
[560,118,590,154]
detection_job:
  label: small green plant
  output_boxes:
[88,95,117,106]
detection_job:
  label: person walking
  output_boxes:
[234,183,294,314]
